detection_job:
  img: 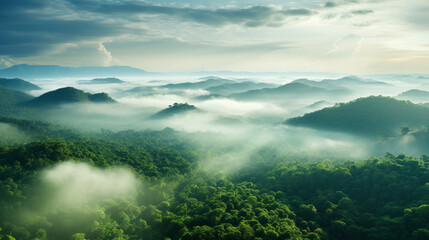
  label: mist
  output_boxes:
[11,72,429,162]
[37,162,140,209]
[0,122,31,145]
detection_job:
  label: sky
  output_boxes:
[0,0,428,73]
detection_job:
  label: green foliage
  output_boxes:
[1,117,429,239]
[0,78,41,92]
[286,96,429,137]
[0,86,34,107]
[150,103,197,119]
[24,87,116,107]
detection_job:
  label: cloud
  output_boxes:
[0,56,15,69]
[323,0,360,8]
[0,18,129,57]
[325,2,337,8]
[98,42,112,67]
[41,161,140,208]
[402,5,429,30]
[0,0,313,59]
[0,1,134,57]
[351,10,374,15]
[66,1,314,28]
[326,34,363,58]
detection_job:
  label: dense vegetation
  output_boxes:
[0,116,429,240]
[0,78,41,92]
[0,86,34,107]
[150,103,198,119]
[286,96,429,137]
[24,87,116,106]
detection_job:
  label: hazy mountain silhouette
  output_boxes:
[205,81,276,95]
[396,89,429,102]
[0,78,41,92]
[0,64,146,79]
[193,94,225,101]
[292,76,390,90]
[230,82,350,101]
[78,77,125,84]
[306,100,332,109]
[161,77,235,90]
[24,87,116,107]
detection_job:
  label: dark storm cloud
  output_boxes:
[66,0,314,27]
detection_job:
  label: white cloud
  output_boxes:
[98,42,113,67]
[0,56,15,69]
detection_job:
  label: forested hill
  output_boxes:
[0,78,41,92]
[23,87,116,106]
[0,86,34,106]
[286,96,429,137]
[150,103,198,119]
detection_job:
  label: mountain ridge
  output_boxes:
[23,87,116,107]
[0,78,41,92]
[0,86,34,106]
[286,96,429,137]
[230,82,350,101]
[0,64,147,79]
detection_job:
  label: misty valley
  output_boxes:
[1,67,429,240]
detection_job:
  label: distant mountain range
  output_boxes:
[286,96,429,137]
[161,77,235,90]
[396,89,429,102]
[24,87,116,107]
[205,81,276,95]
[0,64,147,79]
[291,76,390,90]
[0,78,41,92]
[230,82,350,101]
[125,77,238,96]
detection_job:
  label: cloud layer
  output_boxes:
[0,0,427,73]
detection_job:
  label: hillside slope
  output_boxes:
[150,103,197,119]
[0,78,41,91]
[286,96,429,136]
[24,87,116,106]
[0,86,34,106]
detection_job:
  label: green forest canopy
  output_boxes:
[0,116,428,240]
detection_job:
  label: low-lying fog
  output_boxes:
[23,72,429,158]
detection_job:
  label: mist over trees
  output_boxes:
[1,73,429,239]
